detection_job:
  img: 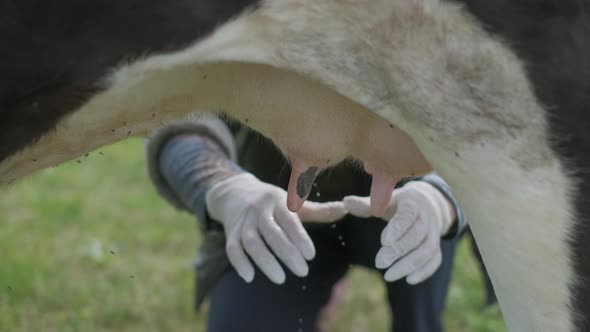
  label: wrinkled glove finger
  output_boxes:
[225,227,255,283]
[406,249,442,285]
[259,215,309,277]
[342,196,372,218]
[381,196,420,246]
[376,217,428,268]
[383,232,437,282]
[298,201,347,223]
[241,221,286,284]
[274,207,316,260]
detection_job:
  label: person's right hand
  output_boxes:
[205,173,347,284]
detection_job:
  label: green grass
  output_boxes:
[0,139,506,332]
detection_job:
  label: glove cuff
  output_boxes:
[396,172,466,240]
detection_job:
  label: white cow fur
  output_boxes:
[0,0,578,330]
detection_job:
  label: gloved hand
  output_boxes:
[206,173,347,284]
[343,180,456,284]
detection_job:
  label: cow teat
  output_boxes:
[364,164,398,218]
[285,158,399,218]
[287,161,320,212]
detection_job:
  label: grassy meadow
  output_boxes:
[0,139,506,332]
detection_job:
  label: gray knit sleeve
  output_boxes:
[145,113,243,231]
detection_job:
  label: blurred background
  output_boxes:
[0,139,506,332]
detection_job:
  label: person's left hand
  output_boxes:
[343,181,456,284]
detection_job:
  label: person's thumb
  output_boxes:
[299,201,347,223]
[342,196,373,218]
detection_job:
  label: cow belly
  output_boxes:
[413,136,576,331]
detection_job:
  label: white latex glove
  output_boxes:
[206,173,347,284]
[343,181,455,285]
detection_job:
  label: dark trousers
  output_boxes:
[207,216,458,332]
